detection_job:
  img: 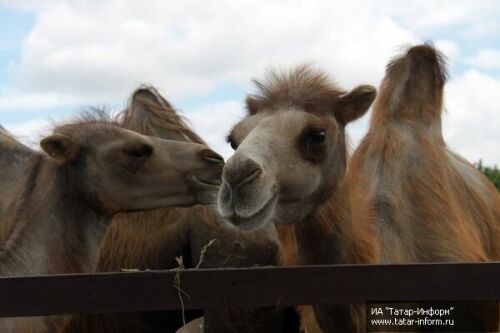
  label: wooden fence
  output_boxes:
[0,262,499,318]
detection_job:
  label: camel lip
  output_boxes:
[192,175,222,188]
[205,156,225,164]
[224,191,278,230]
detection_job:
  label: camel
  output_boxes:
[218,45,500,332]
[218,64,377,332]
[0,113,224,333]
[60,87,299,333]
[350,44,500,263]
[342,44,500,332]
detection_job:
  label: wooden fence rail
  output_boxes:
[0,262,499,318]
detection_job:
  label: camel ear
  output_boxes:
[334,85,376,125]
[245,95,261,115]
[41,134,79,163]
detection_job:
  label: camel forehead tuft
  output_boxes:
[247,64,346,115]
[51,109,123,140]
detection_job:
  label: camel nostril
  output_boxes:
[203,150,225,164]
[240,168,261,186]
[223,157,263,190]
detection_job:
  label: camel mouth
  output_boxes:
[192,176,222,205]
[192,175,222,188]
[225,191,278,230]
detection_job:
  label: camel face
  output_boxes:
[41,122,224,214]
[218,65,376,229]
[219,109,340,229]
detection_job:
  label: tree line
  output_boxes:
[476,160,500,190]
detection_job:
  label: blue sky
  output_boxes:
[0,1,499,163]
[0,6,31,96]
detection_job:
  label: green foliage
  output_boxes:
[475,160,500,190]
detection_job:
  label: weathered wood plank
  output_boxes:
[0,262,499,318]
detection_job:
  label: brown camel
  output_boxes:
[219,64,376,332]
[219,45,500,332]
[0,113,223,333]
[60,87,299,333]
[341,44,500,332]
[350,45,500,263]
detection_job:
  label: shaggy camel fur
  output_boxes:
[220,45,499,332]
[219,64,376,332]
[60,87,299,333]
[0,113,223,333]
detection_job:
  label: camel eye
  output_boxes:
[127,144,153,159]
[299,127,327,163]
[226,135,239,150]
[308,129,325,144]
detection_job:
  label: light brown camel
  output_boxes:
[342,44,500,332]
[350,45,500,264]
[0,113,224,333]
[219,45,500,332]
[219,64,376,332]
[60,87,300,333]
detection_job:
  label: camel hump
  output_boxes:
[131,85,174,111]
[403,44,447,91]
[119,85,205,144]
[374,43,448,126]
[125,85,175,127]
[0,125,34,155]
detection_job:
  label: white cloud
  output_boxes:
[11,0,422,100]
[434,40,460,66]
[466,49,500,70]
[7,0,486,100]
[0,91,79,110]
[444,70,500,165]
[0,0,55,11]
[381,0,500,33]
[5,118,50,149]
[1,0,500,164]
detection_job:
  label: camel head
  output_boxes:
[40,113,224,215]
[219,65,376,229]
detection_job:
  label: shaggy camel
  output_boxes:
[60,87,299,333]
[342,44,500,332]
[219,45,500,332]
[0,114,223,333]
[219,64,376,332]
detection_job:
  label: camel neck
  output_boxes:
[0,155,109,276]
[279,175,376,267]
[294,179,352,265]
